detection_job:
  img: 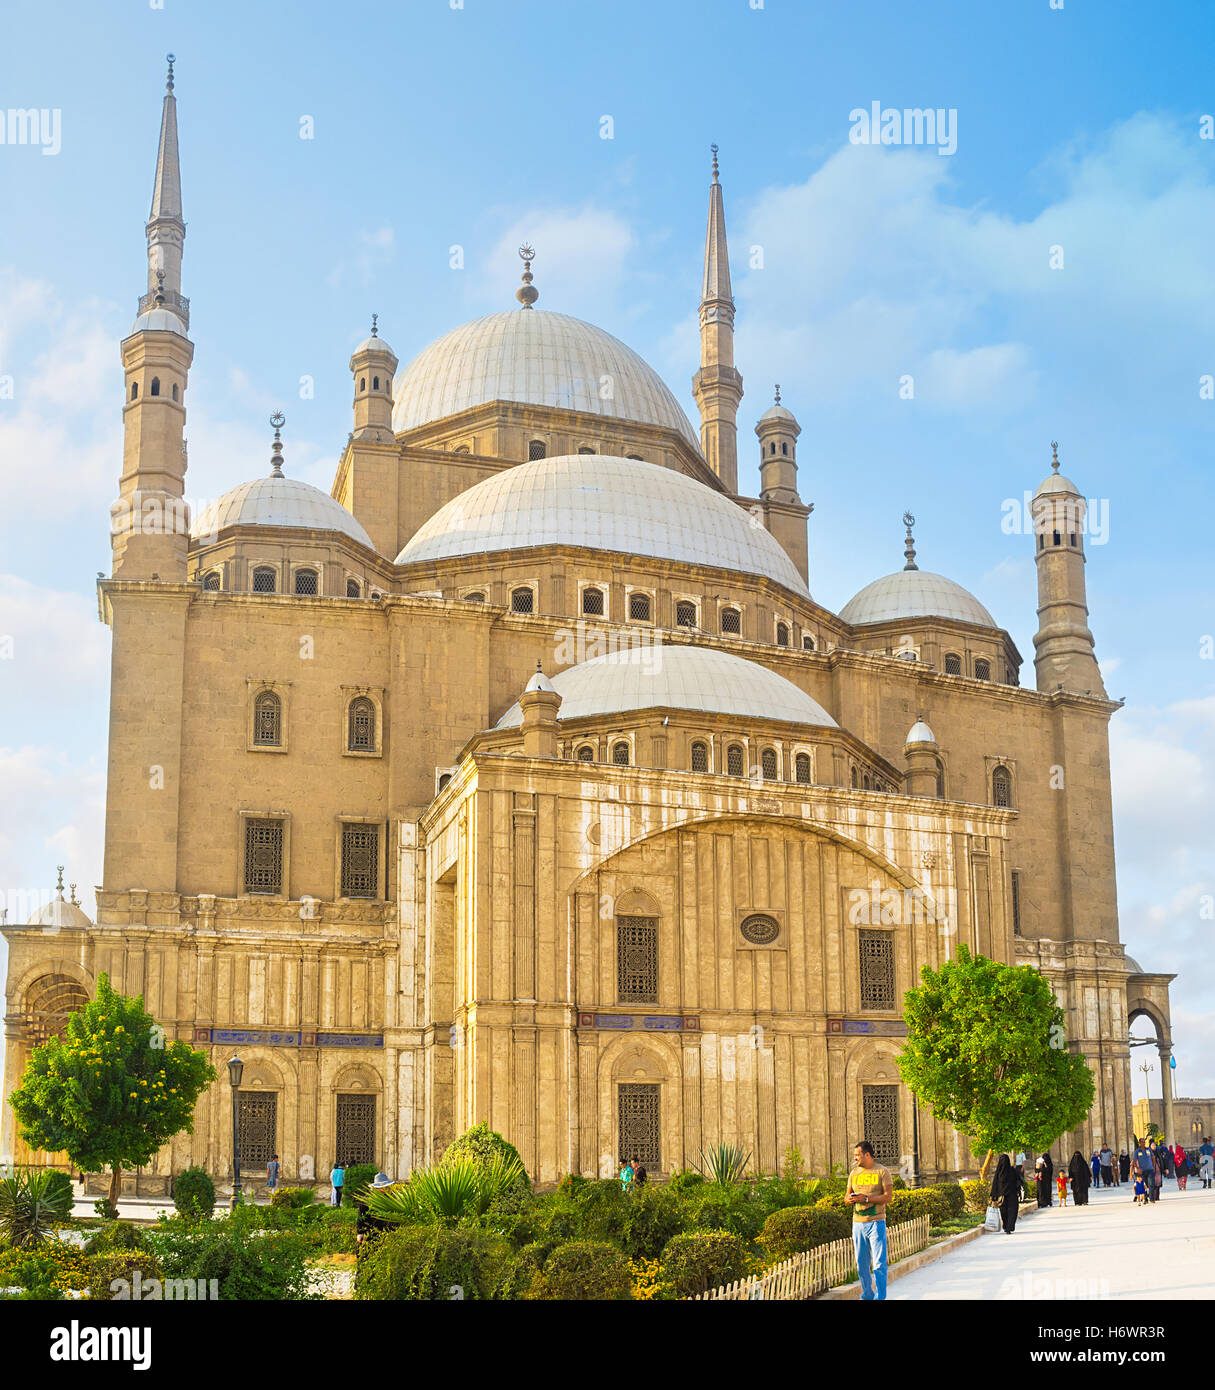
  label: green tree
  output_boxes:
[899,945,1094,1177]
[7,973,215,1209]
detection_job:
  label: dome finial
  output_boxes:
[270,411,286,476]
[55,865,65,899]
[903,511,918,571]
[70,882,79,906]
[371,313,378,338]
[711,143,720,184]
[154,268,166,306]
[1050,439,1060,473]
[516,244,539,309]
[166,53,175,93]
[774,383,781,406]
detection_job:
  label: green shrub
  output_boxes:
[891,1175,907,1191]
[814,1194,850,1218]
[669,1169,705,1196]
[85,1251,162,1301]
[172,1166,215,1220]
[758,1204,850,1261]
[42,1170,76,1215]
[493,1239,553,1300]
[684,1185,765,1241]
[928,1183,966,1218]
[270,1186,315,1211]
[621,1185,684,1261]
[0,1169,74,1247]
[343,1164,379,1200]
[660,1231,749,1298]
[533,1240,631,1300]
[960,1178,991,1213]
[84,1220,146,1256]
[145,1216,317,1300]
[557,1173,588,1198]
[355,1224,511,1300]
[6,1252,65,1299]
[571,1179,629,1245]
[441,1122,530,1191]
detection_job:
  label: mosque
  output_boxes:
[0,62,1177,1192]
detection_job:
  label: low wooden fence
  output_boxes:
[688,1213,931,1301]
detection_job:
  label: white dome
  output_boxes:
[905,719,937,745]
[396,454,809,595]
[1033,471,1081,500]
[758,403,797,425]
[839,570,996,628]
[192,474,374,549]
[31,892,92,930]
[127,307,187,336]
[392,310,699,444]
[353,335,396,358]
[496,644,837,729]
[524,668,557,693]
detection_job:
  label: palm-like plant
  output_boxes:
[698,1142,752,1187]
[0,1168,74,1248]
[361,1153,526,1227]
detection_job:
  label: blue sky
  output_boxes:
[1,0,1212,1106]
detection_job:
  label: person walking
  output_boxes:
[1147,1142,1163,1202]
[1042,1150,1054,1206]
[632,1156,647,1189]
[1159,1143,1175,1180]
[1099,1144,1114,1188]
[991,1153,1021,1234]
[1069,1150,1091,1206]
[330,1159,345,1207]
[845,1139,893,1300]
[1119,1148,1131,1185]
[1174,1144,1189,1192]
[619,1157,634,1192]
[1198,1137,1214,1189]
[266,1153,280,1197]
[1034,1154,1052,1208]
[1090,1151,1101,1187]
[1132,1137,1153,1203]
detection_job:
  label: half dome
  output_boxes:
[395,454,809,595]
[391,310,699,444]
[496,644,836,729]
[192,474,374,549]
[838,570,996,628]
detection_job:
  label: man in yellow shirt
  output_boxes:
[845,1140,894,1300]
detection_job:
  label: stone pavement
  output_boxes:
[888,1181,1215,1300]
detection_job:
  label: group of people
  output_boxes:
[1030,1135,1215,1209]
[618,1156,649,1191]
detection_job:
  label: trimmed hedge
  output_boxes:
[355,1225,511,1301]
[534,1240,631,1300]
[441,1122,530,1192]
[925,1183,966,1218]
[660,1231,749,1298]
[172,1166,215,1220]
[960,1178,991,1213]
[758,1204,850,1261]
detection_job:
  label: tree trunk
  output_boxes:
[107,1164,122,1209]
[978,1149,995,1181]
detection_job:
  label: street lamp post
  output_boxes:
[228,1054,244,1212]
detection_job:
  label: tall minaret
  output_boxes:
[691,145,743,493]
[1031,442,1106,696]
[111,56,194,581]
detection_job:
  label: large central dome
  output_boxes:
[391,310,699,445]
[395,454,810,595]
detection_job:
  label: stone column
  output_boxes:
[1158,1042,1175,1147]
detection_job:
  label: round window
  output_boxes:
[740,913,780,945]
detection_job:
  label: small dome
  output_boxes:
[127,307,187,337]
[758,403,797,425]
[905,719,937,745]
[1124,955,1144,975]
[839,570,996,628]
[496,644,837,729]
[1034,471,1081,500]
[353,334,396,358]
[524,668,557,693]
[397,454,808,595]
[192,474,374,549]
[31,890,92,930]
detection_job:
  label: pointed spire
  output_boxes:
[270,412,286,476]
[903,511,918,570]
[693,144,743,493]
[701,145,733,308]
[141,55,188,327]
[516,244,539,309]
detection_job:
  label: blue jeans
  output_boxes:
[853,1220,888,1300]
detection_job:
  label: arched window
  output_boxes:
[727,744,744,777]
[612,742,630,766]
[582,586,605,616]
[576,745,595,762]
[348,696,375,752]
[781,442,788,455]
[944,653,962,675]
[935,757,945,799]
[150,377,160,397]
[23,974,91,1046]
[851,766,858,788]
[776,622,790,647]
[453,445,470,455]
[676,600,697,628]
[252,566,277,594]
[294,568,318,596]
[802,633,815,651]
[528,440,547,461]
[172,383,179,401]
[974,658,991,682]
[626,454,644,461]
[511,587,534,614]
[130,381,138,400]
[863,773,871,790]
[761,748,778,779]
[253,690,282,746]
[346,578,361,598]
[1052,531,1061,546]
[463,591,486,603]
[372,376,380,391]
[795,752,811,784]
[577,446,595,455]
[437,772,452,792]
[721,607,741,635]
[690,741,709,772]
[628,592,652,622]
[617,915,658,1003]
[992,765,1012,808]
[202,571,220,591]
[359,377,366,391]
[770,442,776,455]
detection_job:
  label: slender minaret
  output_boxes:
[1031,443,1106,696]
[691,145,743,493]
[350,313,398,443]
[112,56,194,580]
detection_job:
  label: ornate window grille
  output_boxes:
[618,1083,661,1170]
[244,818,284,895]
[341,823,379,898]
[628,592,652,622]
[862,1085,900,1168]
[795,752,811,784]
[944,653,962,675]
[511,587,534,614]
[252,567,277,594]
[335,1094,376,1167]
[851,767,858,788]
[690,741,708,772]
[253,691,281,746]
[617,916,658,1003]
[576,745,595,762]
[859,930,896,1010]
[992,766,1012,808]
[23,974,90,1046]
[761,748,778,780]
[237,1091,277,1168]
[612,742,630,766]
[974,658,991,681]
[776,622,790,647]
[802,633,816,651]
[582,587,604,616]
[202,571,220,591]
[720,607,741,635]
[348,696,375,752]
[726,744,744,777]
[528,440,546,460]
[1011,869,1022,936]
[294,568,318,596]
[676,601,697,628]
[346,578,361,598]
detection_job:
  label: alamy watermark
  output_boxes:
[849,102,957,156]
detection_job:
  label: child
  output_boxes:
[1134,1176,1146,1206]
[1056,1170,1069,1206]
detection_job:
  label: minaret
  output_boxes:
[1031,442,1106,697]
[111,56,194,581]
[691,145,743,493]
[756,385,801,503]
[350,314,398,443]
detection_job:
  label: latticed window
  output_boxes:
[253,691,281,747]
[617,916,658,1003]
[795,752,811,784]
[576,745,594,762]
[851,766,858,788]
[237,1092,277,1168]
[341,823,379,898]
[859,930,896,1010]
[727,744,744,777]
[802,633,816,651]
[721,607,741,635]
[202,571,220,591]
[974,658,991,681]
[23,974,90,1046]
[776,622,790,647]
[935,758,945,799]
[944,653,962,675]
[244,819,284,894]
[862,1085,900,1168]
[690,741,708,772]
[464,591,485,602]
[618,1083,661,1171]
[294,568,318,596]
[628,592,652,622]
[336,1094,376,1167]
[528,440,546,460]
[252,566,276,593]
[761,748,778,779]
[582,587,604,616]
[346,578,360,598]
[347,696,375,752]
[992,765,1012,808]
[511,587,534,614]
[1011,869,1022,936]
[612,742,630,766]
[676,601,697,628]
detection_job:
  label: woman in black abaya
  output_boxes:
[991,1153,1021,1232]
[1035,1154,1052,1208]
[1068,1149,1091,1206]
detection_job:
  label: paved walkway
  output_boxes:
[891,1182,1215,1300]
